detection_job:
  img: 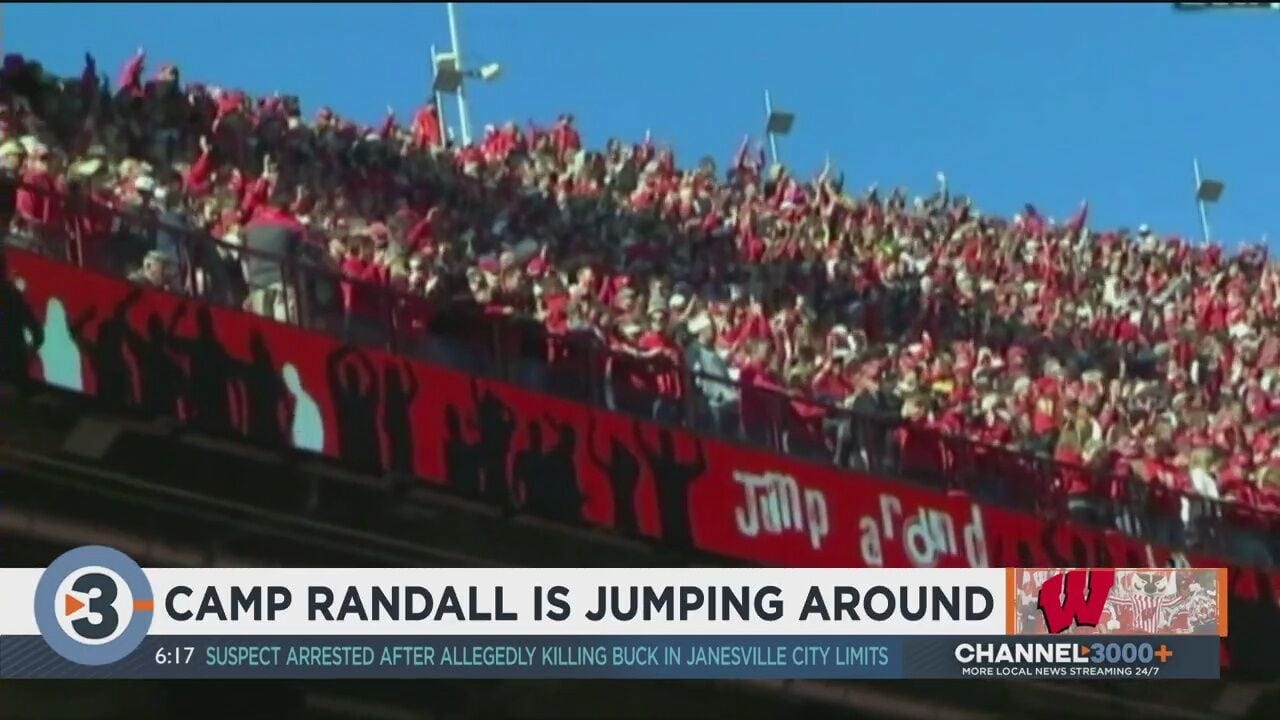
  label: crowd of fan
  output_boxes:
[2,50,1279,557]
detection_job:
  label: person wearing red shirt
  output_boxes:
[737,347,785,449]
[340,234,389,345]
[550,114,581,159]
[412,102,443,150]
[392,255,436,357]
[15,143,65,253]
[241,182,308,322]
[635,314,684,423]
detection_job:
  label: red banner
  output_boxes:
[8,248,1279,665]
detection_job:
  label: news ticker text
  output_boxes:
[0,635,1218,679]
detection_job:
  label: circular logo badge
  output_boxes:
[34,546,154,665]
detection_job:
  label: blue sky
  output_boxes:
[7,3,1279,246]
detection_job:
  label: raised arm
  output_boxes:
[633,421,656,462]
[733,134,750,172]
[402,361,419,401]
[379,106,397,140]
[167,302,187,336]
[121,316,145,357]
[586,415,609,471]
[352,349,375,381]
[114,287,143,319]
[70,306,97,341]
[327,345,355,386]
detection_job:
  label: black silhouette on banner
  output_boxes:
[634,422,706,549]
[541,415,583,523]
[382,361,419,475]
[239,331,290,448]
[471,378,516,507]
[587,414,640,535]
[70,289,143,408]
[513,415,583,524]
[443,404,483,496]
[168,304,238,434]
[0,252,43,390]
[123,311,187,418]
[326,345,382,473]
[513,421,546,511]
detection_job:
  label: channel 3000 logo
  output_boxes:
[33,546,154,665]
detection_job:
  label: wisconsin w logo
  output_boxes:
[1037,569,1116,634]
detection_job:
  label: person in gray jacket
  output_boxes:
[684,313,740,438]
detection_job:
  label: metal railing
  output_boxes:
[5,183,1277,567]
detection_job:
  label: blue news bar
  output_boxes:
[0,635,1220,680]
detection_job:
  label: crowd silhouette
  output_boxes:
[240,331,289,448]
[3,263,705,546]
[471,377,517,507]
[324,344,420,474]
[13,286,337,461]
[443,403,483,496]
[513,414,584,523]
[168,304,238,433]
[635,423,707,549]
[444,380,600,526]
[0,251,43,392]
[5,268,431,480]
[327,344,382,472]
[381,361,419,476]
[69,289,142,408]
[439,377,706,540]
[588,414,641,535]
[123,311,184,418]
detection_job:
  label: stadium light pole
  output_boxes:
[763,90,795,168]
[1192,158,1224,246]
[445,3,472,147]
[428,43,448,147]
[435,3,501,148]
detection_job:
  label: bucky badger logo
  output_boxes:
[1100,570,1217,634]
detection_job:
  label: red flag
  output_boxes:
[1067,200,1089,240]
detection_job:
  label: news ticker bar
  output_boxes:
[0,635,1219,680]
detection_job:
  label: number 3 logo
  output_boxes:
[69,572,120,641]
[35,546,154,666]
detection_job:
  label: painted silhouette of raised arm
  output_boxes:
[403,361,419,401]
[115,288,143,319]
[70,307,97,343]
[121,320,145,359]
[633,421,657,462]
[167,302,187,337]
[691,439,708,476]
[327,345,355,389]
[586,415,609,471]
[351,350,375,396]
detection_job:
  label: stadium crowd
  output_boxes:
[1,50,1278,563]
